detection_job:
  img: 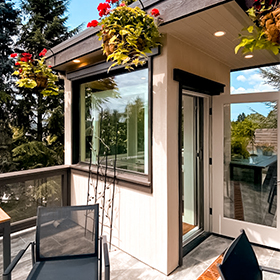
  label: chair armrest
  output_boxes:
[102,236,110,280]
[3,242,34,280]
[260,265,280,274]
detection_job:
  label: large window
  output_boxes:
[80,69,149,174]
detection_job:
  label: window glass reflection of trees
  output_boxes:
[224,102,277,227]
[82,69,148,174]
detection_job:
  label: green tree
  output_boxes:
[0,0,19,89]
[231,114,260,158]
[10,0,82,170]
[18,0,81,54]
[260,66,280,90]
[0,0,19,173]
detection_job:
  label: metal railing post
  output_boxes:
[0,208,11,280]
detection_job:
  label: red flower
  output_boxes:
[97,2,111,17]
[151,8,160,17]
[15,62,20,66]
[22,52,32,58]
[21,53,32,62]
[39,48,48,56]
[10,53,18,58]
[48,65,52,68]
[87,20,99,28]
[106,0,118,3]
[253,0,262,10]
[19,68,22,73]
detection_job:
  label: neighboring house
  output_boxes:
[47,0,280,275]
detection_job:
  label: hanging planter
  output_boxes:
[10,49,59,96]
[87,0,162,71]
[235,0,280,55]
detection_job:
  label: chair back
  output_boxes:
[35,204,99,261]
[218,230,262,280]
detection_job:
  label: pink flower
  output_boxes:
[119,2,126,6]
[151,8,160,17]
[10,53,18,58]
[87,20,99,28]
[97,2,111,17]
[39,48,48,56]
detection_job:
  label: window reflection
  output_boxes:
[224,102,277,227]
[80,69,148,174]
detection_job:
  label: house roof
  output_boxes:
[48,0,280,73]
[47,0,228,72]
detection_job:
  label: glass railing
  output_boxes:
[0,165,70,232]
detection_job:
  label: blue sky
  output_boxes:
[13,0,100,31]
[230,67,278,120]
[230,68,277,94]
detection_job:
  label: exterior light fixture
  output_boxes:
[73,59,81,63]
[214,31,226,37]
[244,54,253,59]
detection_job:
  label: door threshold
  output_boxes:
[182,231,210,257]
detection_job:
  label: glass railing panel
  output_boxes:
[0,175,62,223]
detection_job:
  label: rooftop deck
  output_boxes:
[1,228,280,279]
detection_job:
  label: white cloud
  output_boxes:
[231,83,276,94]
[236,75,247,82]
[248,73,262,85]
[230,86,247,94]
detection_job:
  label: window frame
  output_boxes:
[71,59,153,191]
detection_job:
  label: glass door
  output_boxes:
[182,94,204,244]
[212,90,280,248]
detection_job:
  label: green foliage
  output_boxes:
[231,114,260,159]
[260,66,280,89]
[2,0,80,172]
[18,0,82,54]
[12,141,58,169]
[0,0,19,83]
[235,25,280,55]
[231,107,277,159]
[12,54,59,96]
[235,3,280,54]
[98,5,161,71]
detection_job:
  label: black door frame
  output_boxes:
[174,68,225,265]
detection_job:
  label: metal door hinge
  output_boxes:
[209,158,212,165]
[210,208,212,215]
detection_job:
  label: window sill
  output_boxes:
[70,163,152,193]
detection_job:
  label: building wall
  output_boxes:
[65,33,231,275]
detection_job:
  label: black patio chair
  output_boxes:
[218,229,280,280]
[3,204,110,280]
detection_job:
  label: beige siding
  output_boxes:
[66,33,230,275]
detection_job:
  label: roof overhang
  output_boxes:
[46,0,229,73]
[160,0,280,71]
[47,0,280,73]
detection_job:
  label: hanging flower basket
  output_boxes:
[235,0,280,55]
[87,0,162,71]
[10,49,59,96]
[35,74,48,89]
[260,7,280,44]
